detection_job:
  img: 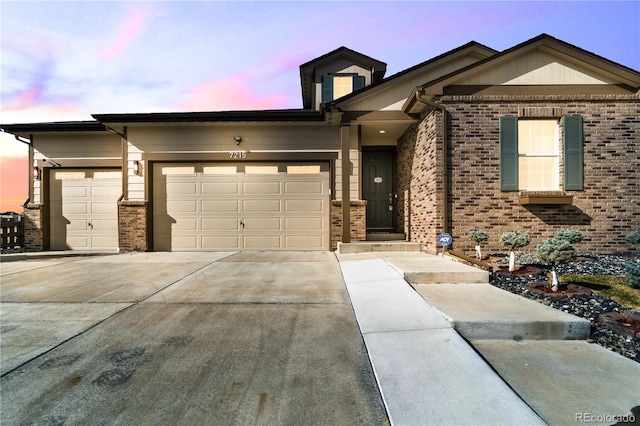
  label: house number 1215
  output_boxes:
[229,151,247,159]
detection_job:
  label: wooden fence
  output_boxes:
[1,215,24,250]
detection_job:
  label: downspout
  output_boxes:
[416,89,450,245]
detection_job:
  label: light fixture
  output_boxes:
[379,130,386,134]
[133,160,142,176]
[234,136,242,145]
[33,166,41,180]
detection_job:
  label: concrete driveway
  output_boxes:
[0,251,388,425]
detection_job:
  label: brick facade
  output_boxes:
[397,94,640,256]
[397,110,444,254]
[23,203,44,252]
[331,200,367,250]
[118,200,149,251]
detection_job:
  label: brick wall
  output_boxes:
[397,110,444,254]
[399,94,639,256]
[118,200,149,251]
[331,200,367,250]
[23,203,43,252]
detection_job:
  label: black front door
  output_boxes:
[362,149,394,230]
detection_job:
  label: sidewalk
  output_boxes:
[337,251,640,426]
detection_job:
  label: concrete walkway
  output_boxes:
[337,251,640,426]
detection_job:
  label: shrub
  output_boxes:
[626,262,640,289]
[469,230,489,244]
[554,229,584,245]
[536,238,578,265]
[625,230,640,245]
[499,231,530,251]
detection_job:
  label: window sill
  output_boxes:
[518,191,573,205]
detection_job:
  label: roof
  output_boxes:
[1,121,107,134]
[404,33,640,112]
[332,40,497,108]
[92,109,325,124]
[299,46,387,109]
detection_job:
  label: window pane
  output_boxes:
[203,166,237,175]
[287,165,321,174]
[518,119,559,190]
[333,76,353,99]
[245,166,279,175]
[162,167,195,175]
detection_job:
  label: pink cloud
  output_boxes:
[176,76,289,111]
[100,9,159,61]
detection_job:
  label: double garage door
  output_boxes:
[153,162,330,251]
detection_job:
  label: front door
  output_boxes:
[362,149,394,230]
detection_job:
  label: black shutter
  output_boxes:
[563,115,584,190]
[321,76,333,104]
[500,116,519,191]
[353,75,365,91]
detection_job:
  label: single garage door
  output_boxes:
[153,162,330,251]
[49,169,121,250]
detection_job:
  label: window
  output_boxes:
[500,116,583,191]
[518,120,559,191]
[321,75,366,103]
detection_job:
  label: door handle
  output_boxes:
[240,220,245,229]
[88,222,93,229]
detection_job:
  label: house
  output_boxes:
[2,34,639,255]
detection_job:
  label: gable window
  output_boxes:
[500,115,583,191]
[321,75,366,103]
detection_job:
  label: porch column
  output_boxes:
[341,124,351,243]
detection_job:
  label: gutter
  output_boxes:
[416,89,450,244]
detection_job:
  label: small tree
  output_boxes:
[469,230,489,260]
[536,230,583,291]
[625,230,640,289]
[499,231,530,272]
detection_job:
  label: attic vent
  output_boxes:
[519,107,563,118]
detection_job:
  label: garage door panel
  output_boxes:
[243,181,281,195]
[285,181,324,194]
[92,186,121,198]
[285,235,324,249]
[202,218,238,231]
[202,182,239,195]
[166,182,197,195]
[88,219,118,231]
[173,218,198,231]
[66,236,89,249]
[91,236,119,249]
[244,199,281,213]
[172,236,199,250]
[202,236,240,250]
[244,217,281,231]
[285,199,324,212]
[62,187,88,197]
[63,203,88,215]
[202,200,239,213]
[167,200,197,213]
[92,202,117,215]
[67,220,89,231]
[243,235,282,249]
[285,217,324,230]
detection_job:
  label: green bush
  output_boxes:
[626,262,640,289]
[469,230,489,244]
[536,238,578,265]
[554,229,584,245]
[499,231,530,251]
[625,230,640,245]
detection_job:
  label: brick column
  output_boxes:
[331,200,367,250]
[23,203,44,252]
[118,200,149,251]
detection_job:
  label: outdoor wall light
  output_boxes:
[133,160,142,176]
[33,166,41,180]
[234,136,242,145]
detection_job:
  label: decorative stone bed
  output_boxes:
[488,253,640,363]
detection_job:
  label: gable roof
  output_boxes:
[405,33,640,112]
[333,40,497,110]
[299,46,387,109]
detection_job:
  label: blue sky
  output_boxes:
[1,0,639,210]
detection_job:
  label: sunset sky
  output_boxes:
[1,0,639,212]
